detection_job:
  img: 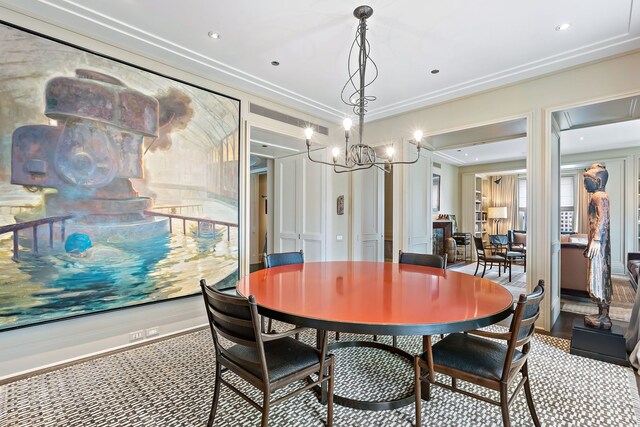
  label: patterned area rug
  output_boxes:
[1,325,638,426]
[448,261,527,301]
[561,275,635,322]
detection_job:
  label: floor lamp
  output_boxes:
[487,206,508,234]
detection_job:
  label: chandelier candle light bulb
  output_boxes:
[386,146,395,159]
[332,147,340,163]
[303,5,423,173]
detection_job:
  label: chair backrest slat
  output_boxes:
[202,284,256,343]
[501,280,545,381]
[398,250,447,269]
[264,250,304,268]
[214,325,260,349]
[208,305,254,329]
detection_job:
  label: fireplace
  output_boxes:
[433,220,453,259]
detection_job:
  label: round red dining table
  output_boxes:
[237,261,514,336]
[237,261,515,411]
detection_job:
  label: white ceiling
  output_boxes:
[1,0,639,124]
[560,119,640,155]
[250,127,307,159]
[434,119,640,166]
[435,137,528,166]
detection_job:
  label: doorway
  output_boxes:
[425,117,529,289]
[249,154,269,271]
[551,95,640,329]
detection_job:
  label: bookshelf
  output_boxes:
[463,173,488,260]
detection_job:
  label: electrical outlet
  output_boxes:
[146,327,159,338]
[129,330,145,342]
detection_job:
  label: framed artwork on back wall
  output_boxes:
[432,174,441,212]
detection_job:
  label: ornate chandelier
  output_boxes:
[305,5,423,173]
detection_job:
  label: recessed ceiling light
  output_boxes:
[271,60,280,66]
[579,136,584,140]
[464,153,468,156]
[207,31,221,39]
[430,69,440,74]
[555,23,571,31]
[475,157,479,161]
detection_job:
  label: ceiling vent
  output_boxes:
[433,161,442,169]
[250,103,329,136]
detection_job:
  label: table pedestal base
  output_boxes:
[322,340,415,411]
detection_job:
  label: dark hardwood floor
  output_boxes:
[547,311,585,340]
[250,263,265,273]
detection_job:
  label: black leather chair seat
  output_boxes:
[423,333,524,381]
[227,337,326,381]
[482,255,506,263]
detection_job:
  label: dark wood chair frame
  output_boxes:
[414,280,545,427]
[200,279,335,427]
[473,236,509,279]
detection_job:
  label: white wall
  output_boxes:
[0,6,340,380]
[433,160,460,220]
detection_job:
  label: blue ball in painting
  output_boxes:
[64,233,92,254]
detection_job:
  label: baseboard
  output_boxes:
[0,324,208,385]
[561,289,591,300]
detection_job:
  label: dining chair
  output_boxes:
[263,250,304,334]
[264,250,304,268]
[200,279,335,427]
[473,236,509,278]
[398,250,447,269]
[396,250,447,346]
[414,280,545,427]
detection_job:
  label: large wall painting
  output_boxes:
[0,23,240,331]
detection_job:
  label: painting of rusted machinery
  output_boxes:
[11,69,160,226]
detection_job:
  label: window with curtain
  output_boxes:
[560,175,575,233]
[517,177,526,230]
